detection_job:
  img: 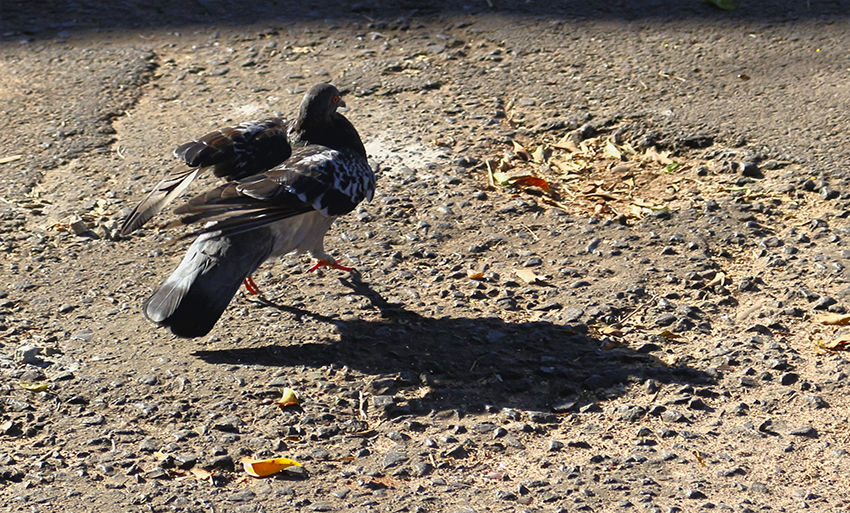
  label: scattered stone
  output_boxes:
[788,426,818,437]
[660,410,687,423]
[136,374,158,385]
[812,296,837,310]
[70,329,95,342]
[383,452,409,469]
[412,461,433,477]
[802,395,828,409]
[211,416,245,433]
[50,370,75,381]
[228,489,256,502]
[685,489,708,499]
[0,420,20,436]
[749,482,769,493]
[14,344,41,365]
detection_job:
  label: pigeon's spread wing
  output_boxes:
[119,167,202,235]
[174,117,292,180]
[120,117,292,235]
[172,145,375,238]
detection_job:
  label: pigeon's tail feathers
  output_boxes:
[120,168,202,235]
[143,228,274,338]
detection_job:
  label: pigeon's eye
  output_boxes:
[332,95,340,103]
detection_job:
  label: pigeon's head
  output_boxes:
[300,83,346,121]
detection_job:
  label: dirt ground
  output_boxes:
[1,1,850,512]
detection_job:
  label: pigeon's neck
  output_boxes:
[294,112,328,133]
[292,114,366,158]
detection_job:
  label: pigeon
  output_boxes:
[126,83,376,338]
[119,82,366,235]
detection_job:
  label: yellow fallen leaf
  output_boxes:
[274,387,299,408]
[818,338,850,351]
[631,204,650,218]
[190,468,213,481]
[467,270,485,280]
[531,145,547,164]
[552,136,580,152]
[492,171,512,186]
[515,268,545,284]
[814,313,850,325]
[242,457,302,478]
[619,142,638,155]
[19,382,49,392]
[703,272,728,289]
[551,159,581,173]
[604,140,622,160]
[818,327,850,351]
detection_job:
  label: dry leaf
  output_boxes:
[492,171,512,186]
[604,140,622,160]
[703,272,728,289]
[541,197,573,210]
[19,382,48,392]
[190,468,214,481]
[531,145,547,164]
[551,159,581,173]
[818,328,850,351]
[814,313,850,325]
[515,268,545,284]
[511,140,531,160]
[552,137,580,152]
[511,175,551,192]
[620,142,638,155]
[597,325,624,337]
[632,201,669,212]
[274,387,299,408]
[645,146,673,166]
[657,330,681,340]
[242,457,302,478]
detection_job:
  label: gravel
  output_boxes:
[1,2,850,512]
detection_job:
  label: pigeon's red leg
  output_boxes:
[243,276,260,295]
[308,259,352,273]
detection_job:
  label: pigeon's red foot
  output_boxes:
[308,259,352,273]
[243,275,260,295]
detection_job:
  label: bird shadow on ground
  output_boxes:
[194,273,713,416]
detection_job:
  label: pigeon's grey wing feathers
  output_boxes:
[120,117,291,235]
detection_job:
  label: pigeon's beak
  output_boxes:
[337,98,347,108]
